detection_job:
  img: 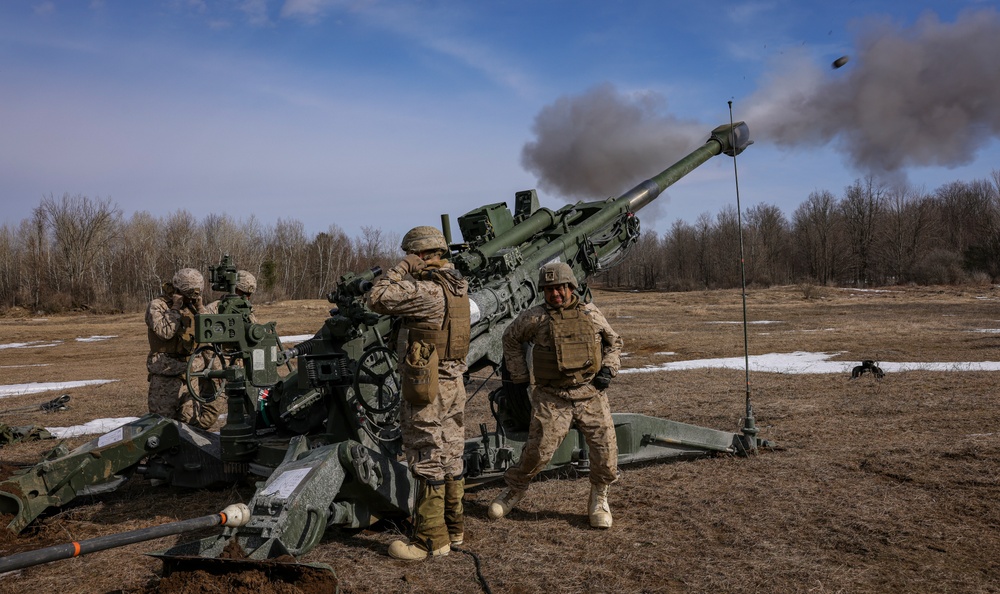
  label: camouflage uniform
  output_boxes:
[367,246,470,558]
[367,261,468,481]
[146,271,224,430]
[201,270,260,412]
[501,296,623,490]
[205,269,258,322]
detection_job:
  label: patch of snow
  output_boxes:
[620,351,1000,375]
[75,335,117,342]
[706,321,781,325]
[0,379,117,398]
[47,418,140,438]
[0,340,62,350]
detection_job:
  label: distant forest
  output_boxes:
[2,170,999,314]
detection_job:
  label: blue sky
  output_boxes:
[2,0,999,241]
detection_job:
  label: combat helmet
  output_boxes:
[401,226,448,254]
[172,268,204,293]
[236,270,257,295]
[537,261,578,289]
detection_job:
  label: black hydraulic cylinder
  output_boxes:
[0,503,249,574]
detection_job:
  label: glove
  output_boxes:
[170,293,186,310]
[592,367,613,391]
[398,253,426,275]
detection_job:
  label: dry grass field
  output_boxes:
[2,285,1000,593]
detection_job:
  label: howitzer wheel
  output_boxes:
[185,345,224,404]
[353,345,401,414]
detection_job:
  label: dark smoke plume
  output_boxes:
[523,9,1000,199]
[745,8,1000,175]
[520,83,705,202]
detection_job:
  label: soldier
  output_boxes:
[206,269,258,322]
[145,268,225,429]
[366,226,471,561]
[488,261,623,528]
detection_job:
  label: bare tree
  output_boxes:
[694,212,715,288]
[662,219,700,290]
[0,225,19,308]
[840,177,887,286]
[880,186,936,284]
[711,206,742,288]
[355,225,399,274]
[311,224,353,295]
[792,190,843,285]
[161,210,203,275]
[933,180,994,255]
[265,219,310,300]
[35,193,122,308]
[743,203,792,286]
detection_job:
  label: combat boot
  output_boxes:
[487,487,526,520]
[389,480,450,561]
[445,476,465,546]
[588,483,612,528]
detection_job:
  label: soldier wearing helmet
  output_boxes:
[207,269,259,322]
[145,268,224,429]
[489,261,623,529]
[367,225,471,561]
[235,270,256,297]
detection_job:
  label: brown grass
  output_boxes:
[2,285,1000,593]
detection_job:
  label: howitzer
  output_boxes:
[0,122,764,579]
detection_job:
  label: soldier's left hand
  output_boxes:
[592,366,613,390]
[399,253,426,275]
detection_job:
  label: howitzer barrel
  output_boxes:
[518,122,751,273]
[622,121,750,213]
[456,122,749,275]
[0,504,250,574]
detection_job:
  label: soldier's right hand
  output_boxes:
[592,366,613,390]
[399,253,426,275]
[171,293,186,310]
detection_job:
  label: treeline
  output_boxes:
[0,194,402,314]
[2,172,999,314]
[601,174,1000,290]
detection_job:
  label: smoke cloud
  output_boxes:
[524,9,1000,198]
[745,9,1000,175]
[520,83,706,202]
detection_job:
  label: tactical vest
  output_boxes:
[404,269,471,361]
[147,299,198,357]
[532,302,602,387]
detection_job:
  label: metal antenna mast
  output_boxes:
[729,100,758,453]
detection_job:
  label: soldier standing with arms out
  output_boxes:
[488,261,623,528]
[367,226,471,561]
[145,268,225,429]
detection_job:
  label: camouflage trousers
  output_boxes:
[147,373,226,431]
[401,359,466,482]
[504,384,618,490]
